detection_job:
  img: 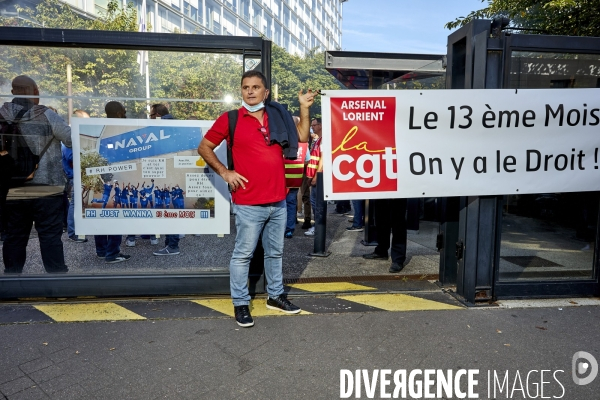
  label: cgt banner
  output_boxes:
[321,88,600,200]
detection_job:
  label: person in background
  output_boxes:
[346,200,365,232]
[65,109,90,243]
[62,141,87,243]
[129,183,140,208]
[1,75,72,273]
[284,115,307,238]
[362,198,408,273]
[299,124,314,230]
[334,200,352,216]
[94,101,130,263]
[304,118,323,237]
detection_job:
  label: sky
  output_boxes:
[341,0,486,54]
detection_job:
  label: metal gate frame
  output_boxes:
[442,20,600,304]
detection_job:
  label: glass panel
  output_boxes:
[0,45,243,275]
[376,58,446,90]
[509,51,600,89]
[499,51,600,281]
[499,192,597,281]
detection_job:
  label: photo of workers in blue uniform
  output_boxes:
[163,186,172,209]
[119,182,130,208]
[141,180,154,208]
[172,185,185,209]
[154,186,163,209]
[90,177,114,208]
[129,183,139,208]
[112,181,122,208]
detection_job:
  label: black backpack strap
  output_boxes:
[12,108,28,123]
[227,109,238,171]
[37,136,55,160]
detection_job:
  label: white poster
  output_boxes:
[72,118,230,235]
[321,88,600,199]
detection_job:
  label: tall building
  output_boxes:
[3,0,345,56]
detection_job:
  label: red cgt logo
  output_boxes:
[330,97,397,193]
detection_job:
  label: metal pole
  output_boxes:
[145,57,151,117]
[310,172,331,257]
[67,64,73,124]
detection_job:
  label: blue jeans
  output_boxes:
[310,185,322,225]
[230,201,286,306]
[94,235,122,260]
[285,188,299,233]
[164,234,180,250]
[67,179,75,237]
[351,199,365,228]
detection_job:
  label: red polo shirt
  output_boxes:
[204,108,286,205]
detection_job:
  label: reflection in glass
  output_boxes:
[376,58,446,90]
[0,45,243,275]
[499,51,600,281]
[0,46,242,120]
[499,193,597,281]
[509,51,600,89]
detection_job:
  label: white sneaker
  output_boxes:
[126,239,135,247]
[304,227,315,236]
[150,238,159,245]
[296,212,304,219]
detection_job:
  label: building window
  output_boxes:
[240,0,251,22]
[252,1,262,30]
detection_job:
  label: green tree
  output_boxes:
[446,0,600,37]
[1,0,344,120]
[271,45,344,118]
[80,152,112,205]
[0,0,143,118]
[149,51,241,120]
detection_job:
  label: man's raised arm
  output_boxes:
[297,89,317,143]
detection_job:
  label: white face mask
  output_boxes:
[242,100,265,112]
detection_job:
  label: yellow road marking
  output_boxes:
[34,303,146,322]
[287,282,376,292]
[338,293,463,311]
[192,299,312,316]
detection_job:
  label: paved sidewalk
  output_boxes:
[0,299,599,399]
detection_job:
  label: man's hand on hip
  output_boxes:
[221,170,248,191]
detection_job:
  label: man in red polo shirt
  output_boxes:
[198,70,315,327]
